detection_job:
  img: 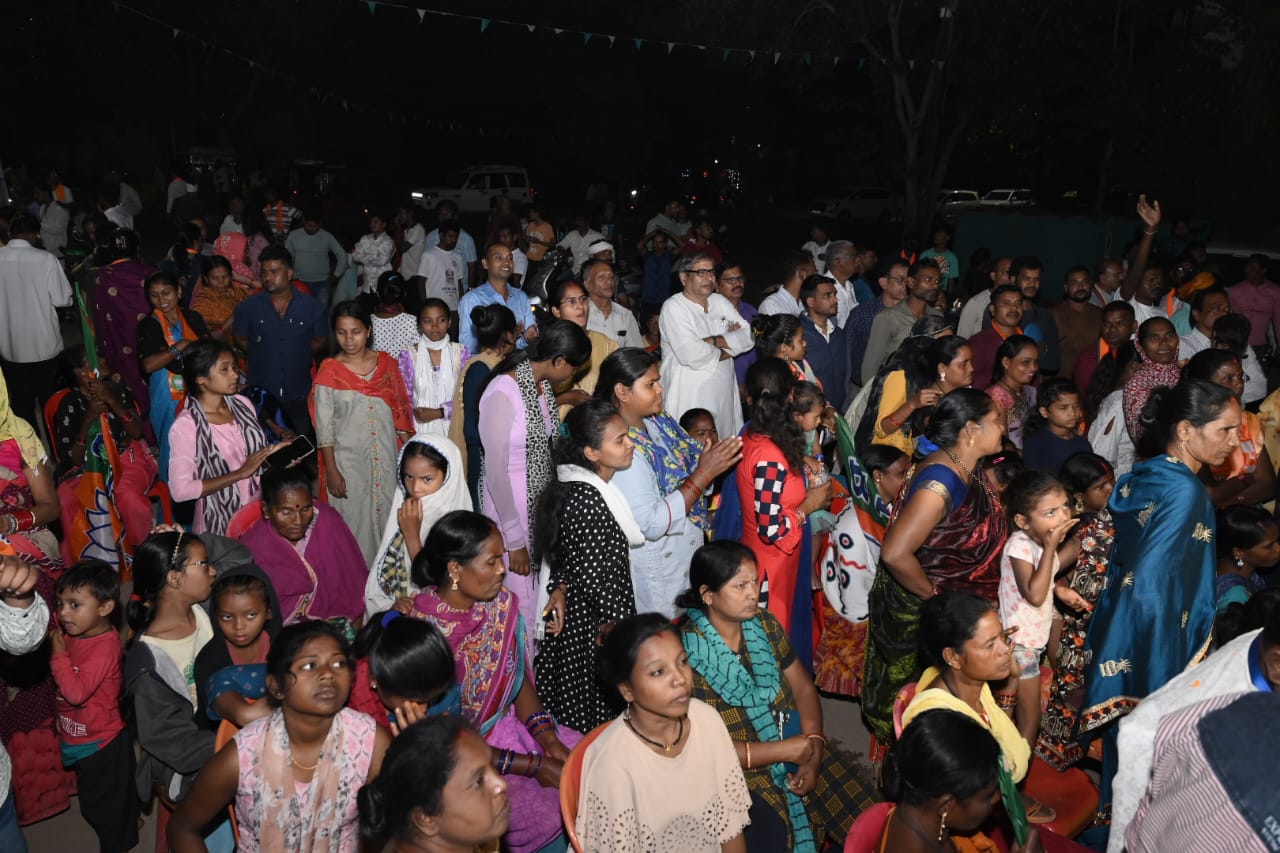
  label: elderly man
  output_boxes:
[823,240,864,327]
[582,258,645,348]
[660,252,753,436]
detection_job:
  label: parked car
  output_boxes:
[409,165,532,213]
[810,186,901,221]
[936,189,981,213]
[980,188,1036,207]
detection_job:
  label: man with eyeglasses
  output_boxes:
[846,258,910,390]
[718,263,759,395]
[583,258,645,348]
[860,258,944,383]
[660,252,754,437]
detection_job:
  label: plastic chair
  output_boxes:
[560,722,612,853]
[226,500,264,540]
[844,801,893,853]
[42,389,71,458]
[215,720,241,839]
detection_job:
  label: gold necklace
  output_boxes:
[942,447,1000,508]
[623,707,685,753]
[289,750,320,772]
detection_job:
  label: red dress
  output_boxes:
[737,431,807,633]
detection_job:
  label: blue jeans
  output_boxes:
[304,280,331,312]
[0,786,28,853]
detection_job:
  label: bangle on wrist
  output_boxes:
[804,733,828,747]
[1143,228,1157,235]
[525,751,543,778]
[795,509,807,528]
[744,741,752,769]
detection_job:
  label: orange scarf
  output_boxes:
[154,309,198,400]
[994,324,1023,341]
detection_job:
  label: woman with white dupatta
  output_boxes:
[531,399,645,733]
[399,298,467,438]
[365,434,473,617]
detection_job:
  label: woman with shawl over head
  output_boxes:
[167,340,279,535]
[598,347,743,617]
[94,228,156,412]
[136,270,210,479]
[861,388,1007,750]
[1079,379,1239,850]
[211,231,259,290]
[448,304,518,507]
[478,320,591,653]
[531,399,643,733]
[364,435,473,617]
[406,510,581,853]
[1121,317,1181,446]
[678,541,875,852]
[311,301,415,564]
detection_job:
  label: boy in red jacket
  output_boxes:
[50,562,139,852]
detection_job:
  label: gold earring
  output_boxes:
[451,575,459,591]
[968,432,975,448]
[1074,497,1084,513]
[938,805,949,842]
[1179,439,1189,456]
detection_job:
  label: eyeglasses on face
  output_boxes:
[559,295,589,307]
[685,268,717,278]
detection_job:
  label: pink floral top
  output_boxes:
[998,530,1056,650]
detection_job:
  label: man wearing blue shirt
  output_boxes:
[233,245,329,436]
[457,243,539,353]
[799,275,850,410]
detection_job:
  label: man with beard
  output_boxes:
[1011,255,1061,375]
[847,258,908,391]
[860,258,943,383]
[1053,265,1102,382]
[956,255,1014,338]
[1073,301,1137,398]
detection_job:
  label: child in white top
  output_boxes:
[999,470,1081,744]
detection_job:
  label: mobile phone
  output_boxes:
[262,435,316,472]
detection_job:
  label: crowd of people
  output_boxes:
[0,174,1277,853]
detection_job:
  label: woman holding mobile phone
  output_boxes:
[168,340,280,535]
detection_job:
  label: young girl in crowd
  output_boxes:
[981,450,1024,497]
[349,611,460,732]
[168,340,278,535]
[123,532,232,849]
[137,270,210,476]
[366,435,472,616]
[193,569,280,729]
[312,300,415,563]
[404,298,466,439]
[1021,378,1091,474]
[999,471,1082,745]
[532,399,642,733]
[1059,451,1114,518]
[986,334,1040,449]
[751,313,818,386]
[169,621,391,852]
[358,716,510,853]
[370,271,420,358]
[352,212,395,295]
[1214,505,1280,614]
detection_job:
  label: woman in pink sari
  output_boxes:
[408,509,579,853]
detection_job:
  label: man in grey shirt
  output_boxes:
[284,211,348,309]
[860,258,944,383]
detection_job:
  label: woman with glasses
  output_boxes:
[659,252,754,438]
[544,278,617,415]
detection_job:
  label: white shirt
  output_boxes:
[218,214,244,235]
[0,238,73,362]
[1129,296,1183,327]
[0,595,50,798]
[512,247,529,282]
[824,273,858,327]
[1108,629,1261,853]
[416,245,468,311]
[958,290,992,339]
[659,292,753,438]
[398,223,426,278]
[40,201,69,258]
[1178,327,1211,361]
[802,240,832,274]
[165,179,192,213]
[1242,349,1267,405]
[557,228,606,272]
[104,205,133,231]
[758,287,804,317]
[586,300,646,349]
[118,181,143,217]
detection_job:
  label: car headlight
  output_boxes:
[410,191,424,199]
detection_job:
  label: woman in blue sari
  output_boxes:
[136,270,208,477]
[1079,378,1240,848]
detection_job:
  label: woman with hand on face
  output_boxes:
[1182,348,1275,508]
[168,621,391,853]
[598,348,743,616]
[678,541,875,852]
[349,612,461,733]
[405,510,580,853]
[312,300,415,564]
[168,340,279,536]
[478,320,591,647]
[358,716,510,853]
[578,613,752,853]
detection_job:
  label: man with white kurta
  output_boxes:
[659,252,754,437]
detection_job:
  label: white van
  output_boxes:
[409,165,532,213]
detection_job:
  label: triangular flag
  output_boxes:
[667,42,675,54]
[749,50,756,60]
[723,48,731,62]
[583,32,592,44]
[634,38,643,49]
[608,35,615,47]
[527,25,536,32]
[343,100,349,111]
[554,28,563,35]
[416,8,425,22]
[908,59,916,70]
[480,18,490,32]
[172,27,180,38]
[366,0,376,14]
[833,56,840,66]
[774,52,781,64]
[803,52,811,65]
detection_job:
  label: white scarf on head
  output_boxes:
[554,464,644,547]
